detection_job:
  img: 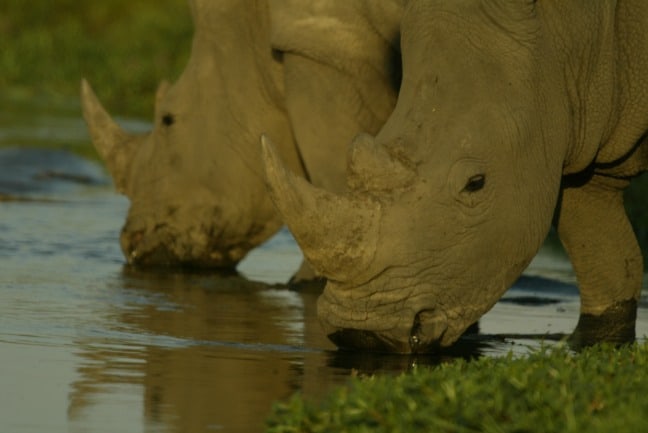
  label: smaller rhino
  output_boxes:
[82,0,402,279]
[82,0,302,269]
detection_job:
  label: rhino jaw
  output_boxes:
[120,221,265,270]
[317,284,465,354]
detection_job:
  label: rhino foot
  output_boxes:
[569,298,637,349]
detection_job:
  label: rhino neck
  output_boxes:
[538,2,621,175]
[191,0,284,101]
[183,0,304,179]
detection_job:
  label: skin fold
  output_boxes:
[264,0,648,352]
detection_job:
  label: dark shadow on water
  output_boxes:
[120,263,284,291]
[510,274,578,295]
[499,296,563,306]
[326,331,571,374]
[327,337,490,373]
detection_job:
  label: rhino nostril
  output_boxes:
[409,333,421,353]
[122,229,145,264]
[131,230,144,245]
[409,309,448,353]
[128,248,139,262]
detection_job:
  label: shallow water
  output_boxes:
[1,95,647,433]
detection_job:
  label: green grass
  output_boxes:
[266,342,648,433]
[0,0,192,117]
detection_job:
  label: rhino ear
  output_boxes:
[80,79,140,194]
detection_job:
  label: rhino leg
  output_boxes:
[555,172,642,347]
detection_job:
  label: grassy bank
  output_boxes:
[0,0,192,117]
[266,342,648,433]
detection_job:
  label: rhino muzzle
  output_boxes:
[121,227,246,269]
[325,316,448,354]
[319,294,451,353]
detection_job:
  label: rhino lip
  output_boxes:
[125,243,241,270]
[128,245,176,266]
[323,311,450,354]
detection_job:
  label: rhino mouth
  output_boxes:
[125,244,243,269]
[318,287,453,353]
[325,310,449,354]
[121,227,250,269]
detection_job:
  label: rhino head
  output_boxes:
[82,0,302,269]
[263,0,593,352]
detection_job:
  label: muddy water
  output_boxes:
[1,95,647,433]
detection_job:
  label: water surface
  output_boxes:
[1,95,647,433]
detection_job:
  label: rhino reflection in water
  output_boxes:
[264,0,648,352]
[67,272,326,431]
[82,0,401,280]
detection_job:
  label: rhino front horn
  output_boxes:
[261,135,381,282]
[80,79,137,193]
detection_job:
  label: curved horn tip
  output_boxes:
[261,134,292,184]
[260,134,277,179]
[260,134,281,164]
[260,134,274,160]
[80,78,132,163]
[80,78,103,109]
[80,78,110,121]
[260,134,302,208]
[80,77,90,93]
[80,79,94,106]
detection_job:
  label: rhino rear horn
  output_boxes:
[261,135,381,282]
[348,133,417,192]
[80,79,138,193]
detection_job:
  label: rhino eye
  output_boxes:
[463,174,485,193]
[162,113,175,126]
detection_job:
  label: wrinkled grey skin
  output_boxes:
[83,0,300,269]
[264,0,648,352]
[82,0,402,275]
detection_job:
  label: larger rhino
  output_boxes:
[264,0,648,352]
[82,0,403,279]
